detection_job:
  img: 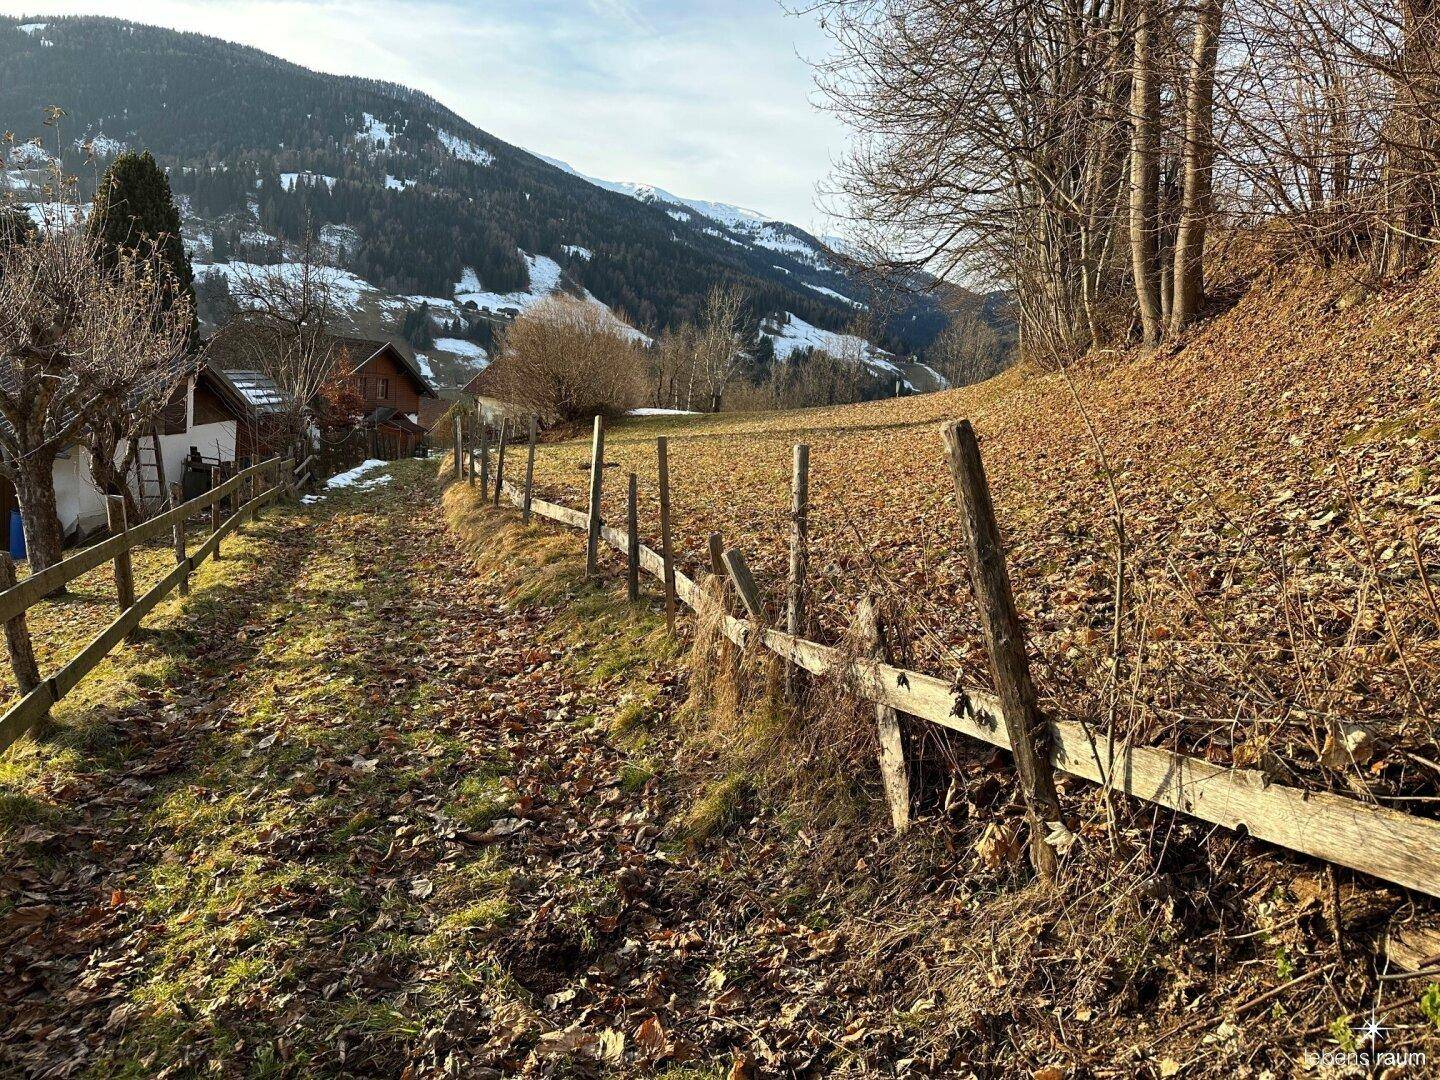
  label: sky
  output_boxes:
[0,0,849,231]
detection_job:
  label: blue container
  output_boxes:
[8,509,23,562]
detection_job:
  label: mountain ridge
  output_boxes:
[0,15,1000,391]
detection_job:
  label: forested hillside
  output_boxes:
[0,14,1005,386]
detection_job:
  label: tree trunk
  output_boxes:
[11,453,65,573]
[1171,0,1222,332]
[1385,0,1439,276]
[1129,0,1164,347]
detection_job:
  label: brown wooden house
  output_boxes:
[331,337,437,457]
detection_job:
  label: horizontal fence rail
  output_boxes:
[494,476,1440,901]
[0,456,294,756]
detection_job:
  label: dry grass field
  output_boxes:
[527,262,1440,804]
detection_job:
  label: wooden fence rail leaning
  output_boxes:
[0,455,295,757]
[474,425,1440,903]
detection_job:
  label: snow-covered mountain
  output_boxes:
[1,15,1006,394]
[538,154,866,306]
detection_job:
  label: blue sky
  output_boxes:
[0,0,846,229]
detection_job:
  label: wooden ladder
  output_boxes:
[133,428,169,511]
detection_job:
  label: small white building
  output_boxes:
[0,365,282,551]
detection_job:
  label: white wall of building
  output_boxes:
[46,374,239,539]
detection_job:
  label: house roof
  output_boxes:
[207,366,288,416]
[333,336,437,399]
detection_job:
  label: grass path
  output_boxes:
[0,460,886,1078]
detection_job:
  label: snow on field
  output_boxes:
[804,282,863,307]
[455,253,562,312]
[915,362,950,389]
[628,408,698,416]
[329,460,389,489]
[25,202,90,228]
[433,338,489,364]
[77,134,126,157]
[764,313,903,385]
[436,129,495,166]
[302,462,392,504]
[562,245,592,260]
[7,141,51,166]
[357,113,394,148]
[281,172,337,191]
[198,262,376,309]
[16,22,47,34]
[385,174,415,191]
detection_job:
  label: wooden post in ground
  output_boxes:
[523,414,537,524]
[943,419,1062,881]
[787,444,809,698]
[171,483,190,598]
[721,548,766,624]
[626,472,640,602]
[453,415,463,478]
[493,418,509,507]
[106,497,136,618]
[657,436,676,632]
[483,417,495,495]
[708,532,725,577]
[585,415,606,577]
[210,467,223,559]
[468,441,477,487]
[856,597,913,833]
[0,554,43,702]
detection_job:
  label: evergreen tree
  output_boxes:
[87,150,197,338]
[0,205,36,252]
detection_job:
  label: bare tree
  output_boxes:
[1172,0,1224,330]
[694,284,750,412]
[487,295,646,422]
[213,229,341,453]
[0,207,194,570]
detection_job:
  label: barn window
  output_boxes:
[377,378,389,400]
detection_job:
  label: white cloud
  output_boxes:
[0,0,847,231]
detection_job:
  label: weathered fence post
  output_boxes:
[171,482,190,598]
[0,554,43,702]
[210,467,223,559]
[657,436,676,631]
[787,444,809,698]
[721,548,766,625]
[523,414,537,524]
[468,441,477,487]
[707,532,725,577]
[626,472,640,602]
[493,418,509,507]
[453,415,463,478]
[106,497,136,617]
[943,419,1062,881]
[586,415,606,577]
[480,421,491,494]
[856,597,913,833]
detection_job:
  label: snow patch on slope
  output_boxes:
[357,113,394,148]
[763,313,907,385]
[436,129,495,166]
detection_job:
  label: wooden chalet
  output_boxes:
[330,336,437,457]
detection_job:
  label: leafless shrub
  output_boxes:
[0,187,195,568]
[487,295,646,422]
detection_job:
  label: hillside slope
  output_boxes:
[0,15,1003,390]
[528,261,1440,806]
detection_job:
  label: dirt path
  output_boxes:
[0,461,888,1078]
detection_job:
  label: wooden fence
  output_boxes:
[450,414,1440,902]
[0,455,300,756]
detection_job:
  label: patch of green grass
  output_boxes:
[620,759,655,793]
[445,773,513,829]
[681,773,748,842]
